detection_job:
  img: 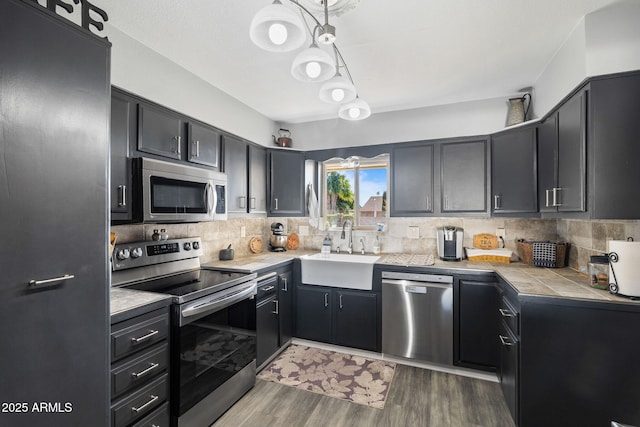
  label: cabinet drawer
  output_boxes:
[111,342,168,399]
[498,296,519,335]
[112,373,168,427]
[111,309,168,361]
[131,401,169,427]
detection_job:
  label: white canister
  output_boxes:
[608,240,640,297]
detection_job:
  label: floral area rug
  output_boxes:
[257,344,396,409]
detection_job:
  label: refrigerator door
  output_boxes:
[0,1,110,426]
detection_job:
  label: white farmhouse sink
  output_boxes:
[300,253,380,290]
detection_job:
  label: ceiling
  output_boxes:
[97,0,620,124]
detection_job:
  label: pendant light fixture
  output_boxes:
[250,0,370,120]
[338,97,371,120]
[249,0,306,52]
[291,41,335,82]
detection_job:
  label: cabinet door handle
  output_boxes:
[29,274,75,288]
[174,136,181,155]
[131,330,159,344]
[194,140,200,157]
[339,294,343,310]
[444,195,449,210]
[118,185,127,207]
[131,362,159,379]
[324,293,328,307]
[272,299,279,315]
[250,197,256,210]
[494,195,501,210]
[281,277,288,292]
[545,189,551,208]
[274,198,279,210]
[499,335,514,347]
[499,308,514,318]
[131,395,159,413]
[239,196,246,209]
[425,196,430,211]
[552,187,561,206]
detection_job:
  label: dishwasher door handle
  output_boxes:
[382,278,452,291]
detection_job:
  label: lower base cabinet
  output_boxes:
[295,284,379,352]
[110,307,170,427]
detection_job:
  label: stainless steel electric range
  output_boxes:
[112,237,258,427]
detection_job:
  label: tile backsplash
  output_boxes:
[112,217,640,272]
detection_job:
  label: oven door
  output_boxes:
[171,280,257,425]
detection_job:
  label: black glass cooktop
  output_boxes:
[124,269,252,298]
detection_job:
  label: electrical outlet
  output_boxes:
[407,226,420,239]
[240,226,246,237]
[496,227,506,241]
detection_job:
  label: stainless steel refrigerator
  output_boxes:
[0,1,111,425]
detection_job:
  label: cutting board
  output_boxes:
[473,233,499,249]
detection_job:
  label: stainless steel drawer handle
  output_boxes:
[131,394,158,413]
[324,293,328,307]
[499,335,514,346]
[281,277,288,292]
[131,362,159,379]
[261,285,275,292]
[28,274,75,288]
[118,185,127,207]
[131,330,159,344]
[272,300,279,315]
[499,308,514,318]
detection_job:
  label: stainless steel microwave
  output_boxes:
[135,157,227,223]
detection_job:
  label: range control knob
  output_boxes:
[192,241,200,250]
[130,247,143,259]
[183,242,192,251]
[116,249,130,260]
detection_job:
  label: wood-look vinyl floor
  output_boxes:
[212,364,516,427]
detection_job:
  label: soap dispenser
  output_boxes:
[373,235,381,255]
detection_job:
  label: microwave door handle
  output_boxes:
[205,182,215,215]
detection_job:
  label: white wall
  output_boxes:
[283,97,508,151]
[585,0,640,76]
[104,25,276,146]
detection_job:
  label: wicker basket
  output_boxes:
[466,248,512,264]
[517,239,569,267]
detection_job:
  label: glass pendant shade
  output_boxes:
[319,73,357,104]
[291,45,336,82]
[338,97,371,120]
[249,1,306,52]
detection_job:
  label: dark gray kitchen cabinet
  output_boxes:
[390,143,434,215]
[517,297,640,427]
[455,278,499,371]
[295,285,333,343]
[278,269,294,346]
[0,1,110,425]
[256,291,279,368]
[222,135,248,214]
[295,284,378,352]
[187,122,220,169]
[587,72,640,218]
[538,89,586,213]
[111,89,136,223]
[334,290,378,352]
[269,149,305,216]
[138,102,184,160]
[491,127,537,214]
[441,140,488,213]
[249,145,267,214]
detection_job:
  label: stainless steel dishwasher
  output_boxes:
[382,271,454,365]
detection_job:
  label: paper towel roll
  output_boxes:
[608,240,640,297]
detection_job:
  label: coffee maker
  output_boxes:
[437,226,464,261]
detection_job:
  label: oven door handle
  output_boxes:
[181,281,257,322]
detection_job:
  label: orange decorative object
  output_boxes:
[287,233,299,250]
[249,237,263,254]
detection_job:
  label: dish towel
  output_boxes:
[307,182,319,228]
[532,242,556,267]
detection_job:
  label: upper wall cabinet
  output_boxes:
[390,143,434,216]
[441,139,488,213]
[222,135,249,215]
[268,149,305,216]
[587,73,640,219]
[491,126,537,214]
[110,90,136,223]
[538,88,587,213]
[137,103,184,160]
[187,122,220,169]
